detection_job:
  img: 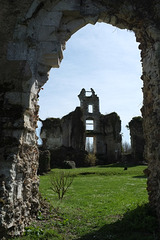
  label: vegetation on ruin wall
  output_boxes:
[128,116,143,131]
[12,164,159,240]
[129,116,143,124]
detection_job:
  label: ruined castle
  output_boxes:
[40,88,122,167]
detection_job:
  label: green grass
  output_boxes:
[12,164,159,240]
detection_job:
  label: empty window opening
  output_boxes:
[85,137,94,153]
[88,104,93,113]
[85,91,92,97]
[36,120,43,146]
[86,119,94,130]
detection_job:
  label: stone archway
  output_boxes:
[1,0,160,236]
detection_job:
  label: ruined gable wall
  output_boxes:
[40,107,85,151]
[40,118,62,149]
[40,107,85,168]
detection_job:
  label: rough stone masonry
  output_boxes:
[1,0,160,237]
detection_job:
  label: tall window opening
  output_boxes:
[86,119,94,130]
[85,137,94,153]
[88,104,93,113]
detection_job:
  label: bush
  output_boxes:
[50,171,74,200]
[85,153,97,166]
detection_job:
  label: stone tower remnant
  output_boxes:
[78,88,121,160]
[78,88,101,154]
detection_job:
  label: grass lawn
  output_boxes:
[12,164,159,240]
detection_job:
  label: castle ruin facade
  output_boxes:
[40,88,121,166]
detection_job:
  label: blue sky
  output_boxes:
[37,22,143,144]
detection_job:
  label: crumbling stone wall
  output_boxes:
[100,112,122,162]
[40,118,62,149]
[61,107,85,150]
[40,107,85,151]
[129,116,145,162]
[40,107,86,168]
[1,0,160,236]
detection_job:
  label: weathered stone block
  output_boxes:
[42,11,62,26]
[63,160,76,169]
[7,42,28,61]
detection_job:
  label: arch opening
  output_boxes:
[38,23,142,146]
[38,22,143,177]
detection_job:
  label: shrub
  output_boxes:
[50,171,74,200]
[85,153,97,166]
